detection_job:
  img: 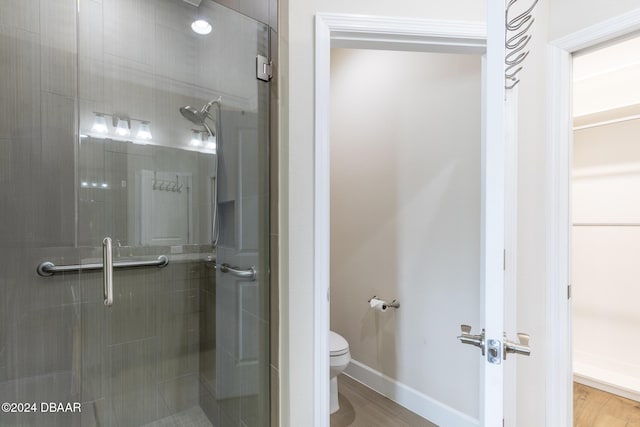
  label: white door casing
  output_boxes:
[315,3,512,425]
[546,8,640,427]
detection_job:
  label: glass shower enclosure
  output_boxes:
[0,0,271,426]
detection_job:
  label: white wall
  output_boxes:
[573,36,640,117]
[549,0,640,40]
[572,120,640,397]
[279,1,640,426]
[329,48,481,420]
[278,2,485,426]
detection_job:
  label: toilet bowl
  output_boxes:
[329,330,350,414]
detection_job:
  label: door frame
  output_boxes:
[546,8,640,427]
[313,12,514,426]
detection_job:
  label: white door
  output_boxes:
[312,5,531,425]
[468,1,531,425]
[461,1,509,425]
[215,109,269,400]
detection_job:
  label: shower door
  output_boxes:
[0,0,270,426]
[76,0,271,425]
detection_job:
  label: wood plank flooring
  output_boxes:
[330,375,438,427]
[574,382,640,427]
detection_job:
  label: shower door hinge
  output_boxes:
[256,55,272,82]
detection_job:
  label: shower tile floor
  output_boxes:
[142,406,213,427]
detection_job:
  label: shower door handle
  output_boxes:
[103,237,114,307]
[219,263,257,281]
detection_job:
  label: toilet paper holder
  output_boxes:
[368,295,400,309]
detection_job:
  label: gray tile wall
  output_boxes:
[0,0,82,424]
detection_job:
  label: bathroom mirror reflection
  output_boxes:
[77,135,217,248]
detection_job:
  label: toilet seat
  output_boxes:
[330,331,349,357]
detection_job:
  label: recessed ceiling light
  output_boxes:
[191,19,212,35]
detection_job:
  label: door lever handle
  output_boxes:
[504,332,531,358]
[457,324,485,356]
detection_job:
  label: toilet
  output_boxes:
[329,330,351,414]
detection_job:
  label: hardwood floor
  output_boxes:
[574,382,640,427]
[330,375,438,427]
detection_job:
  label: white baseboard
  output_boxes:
[574,369,640,403]
[344,359,479,427]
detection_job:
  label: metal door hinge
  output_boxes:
[568,284,571,299]
[503,249,506,271]
[256,55,272,82]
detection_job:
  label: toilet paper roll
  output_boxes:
[369,297,388,312]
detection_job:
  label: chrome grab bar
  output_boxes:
[202,257,255,281]
[36,255,169,277]
[219,263,257,281]
[103,237,113,307]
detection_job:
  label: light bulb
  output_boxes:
[191,19,212,35]
[136,122,152,140]
[189,130,203,147]
[91,114,108,134]
[115,118,130,137]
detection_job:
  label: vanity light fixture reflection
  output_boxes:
[115,118,131,137]
[190,130,203,147]
[136,122,152,140]
[91,114,108,134]
[206,135,216,152]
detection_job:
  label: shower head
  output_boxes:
[180,105,214,137]
[180,105,206,126]
[179,97,221,137]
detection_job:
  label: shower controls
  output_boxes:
[503,332,531,359]
[457,324,485,356]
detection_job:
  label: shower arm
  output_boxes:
[202,96,222,116]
